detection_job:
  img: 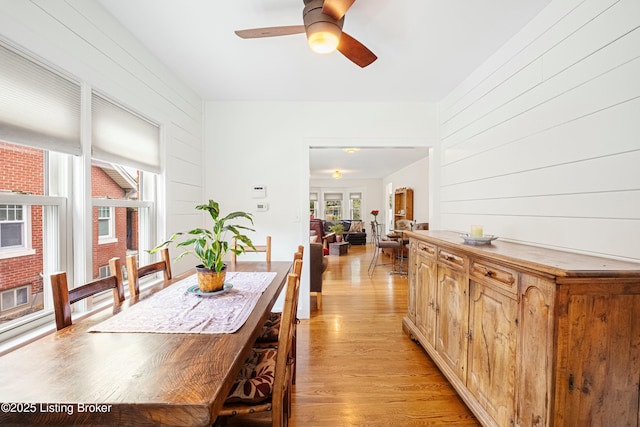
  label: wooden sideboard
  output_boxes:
[403,230,640,427]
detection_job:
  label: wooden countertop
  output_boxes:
[406,230,640,280]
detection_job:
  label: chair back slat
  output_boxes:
[126,248,172,297]
[51,257,124,331]
[272,272,299,427]
[231,235,272,262]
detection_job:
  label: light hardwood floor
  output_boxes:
[228,243,479,427]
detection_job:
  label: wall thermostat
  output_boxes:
[252,185,266,198]
[256,202,269,212]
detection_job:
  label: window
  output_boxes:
[324,193,343,220]
[0,40,160,343]
[0,141,65,329]
[309,192,318,218]
[98,265,110,279]
[91,162,156,282]
[0,205,25,248]
[97,206,114,240]
[0,285,30,312]
[349,192,362,220]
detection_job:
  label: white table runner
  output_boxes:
[89,271,277,334]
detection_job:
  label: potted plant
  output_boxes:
[329,222,345,242]
[150,200,255,292]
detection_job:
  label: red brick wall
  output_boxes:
[91,166,128,278]
[0,145,133,313]
[0,143,44,298]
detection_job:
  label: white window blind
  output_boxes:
[324,193,343,201]
[349,192,362,200]
[91,93,161,173]
[0,43,81,155]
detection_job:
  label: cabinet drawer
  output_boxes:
[471,260,518,294]
[416,241,436,260]
[438,248,467,271]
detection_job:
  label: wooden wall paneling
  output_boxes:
[441,53,640,157]
[442,97,640,184]
[439,60,543,139]
[439,215,640,261]
[439,0,614,125]
[17,0,201,128]
[441,190,640,221]
[442,13,640,156]
[62,1,202,121]
[439,0,588,122]
[440,150,640,203]
[542,0,640,78]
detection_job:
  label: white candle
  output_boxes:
[470,225,483,238]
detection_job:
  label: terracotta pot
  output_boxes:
[195,264,226,292]
[336,235,343,242]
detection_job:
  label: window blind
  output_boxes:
[0,43,81,155]
[324,193,343,201]
[91,93,160,173]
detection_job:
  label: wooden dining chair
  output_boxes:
[255,254,303,364]
[125,247,172,297]
[50,257,124,331]
[231,235,272,262]
[217,271,300,427]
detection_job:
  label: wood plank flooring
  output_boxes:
[227,244,479,427]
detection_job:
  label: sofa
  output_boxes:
[310,242,327,309]
[323,220,367,245]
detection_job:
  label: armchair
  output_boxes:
[310,218,335,255]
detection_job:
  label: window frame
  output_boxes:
[0,40,163,353]
[0,193,68,345]
[97,205,115,243]
[0,204,35,258]
[1,284,31,312]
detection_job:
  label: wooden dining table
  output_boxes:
[0,261,291,427]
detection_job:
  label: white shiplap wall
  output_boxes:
[0,0,205,274]
[437,0,640,261]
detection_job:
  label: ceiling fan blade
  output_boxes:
[337,32,377,68]
[235,25,305,39]
[322,0,356,21]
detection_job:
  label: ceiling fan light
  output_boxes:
[307,22,341,54]
[332,170,343,179]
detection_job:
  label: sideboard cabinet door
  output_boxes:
[407,239,418,324]
[517,274,555,427]
[415,242,437,347]
[467,281,518,427]
[436,261,469,382]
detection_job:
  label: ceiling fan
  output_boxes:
[235,0,377,68]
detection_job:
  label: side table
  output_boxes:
[329,241,349,256]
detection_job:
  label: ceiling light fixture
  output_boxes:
[332,170,343,179]
[343,148,360,153]
[303,0,343,54]
[306,21,341,54]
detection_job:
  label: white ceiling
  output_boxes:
[98,0,551,178]
[309,147,429,180]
